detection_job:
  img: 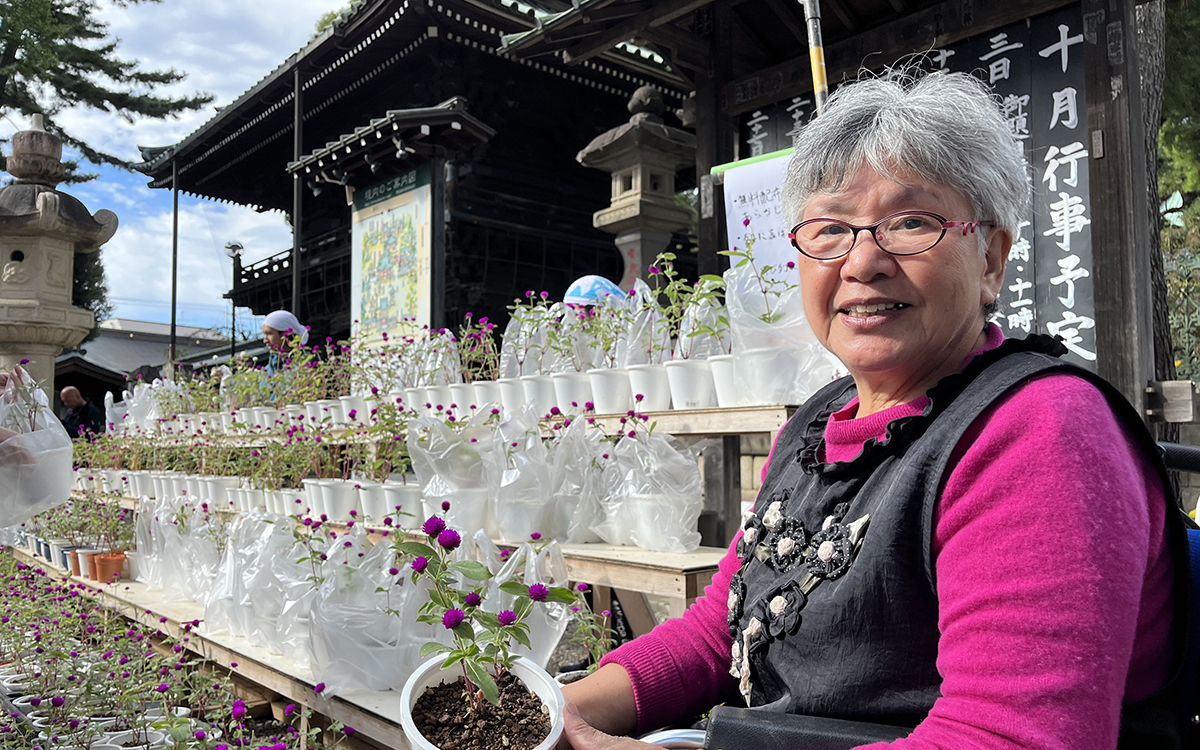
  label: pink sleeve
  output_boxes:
[857,374,1172,750]
[599,537,741,733]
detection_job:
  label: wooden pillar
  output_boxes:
[292,68,304,318]
[695,2,735,278]
[1082,0,1155,415]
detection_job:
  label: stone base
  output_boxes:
[614,229,675,289]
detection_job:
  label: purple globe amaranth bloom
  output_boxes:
[411,556,428,574]
[529,532,541,541]
[50,696,64,707]
[528,583,549,602]
[441,500,451,511]
[442,609,465,629]
[423,516,446,537]
[314,682,326,694]
[576,583,589,593]
[464,592,482,607]
[437,528,461,551]
[155,684,169,693]
[497,610,517,626]
[195,730,207,741]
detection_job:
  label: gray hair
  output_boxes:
[782,70,1031,242]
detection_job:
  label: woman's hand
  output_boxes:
[0,427,14,443]
[558,704,658,750]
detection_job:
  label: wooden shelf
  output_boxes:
[9,546,414,749]
[565,404,796,438]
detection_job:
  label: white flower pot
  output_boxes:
[209,477,240,511]
[472,381,503,412]
[497,378,527,415]
[521,375,558,418]
[168,475,188,499]
[665,359,715,410]
[626,364,671,411]
[427,385,454,417]
[124,551,141,582]
[358,482,389,522]
[234,408,254,432]
[219,411,237,434]
[321,480,360,522]
[399,655,564,750]
[740,347,804,406]
[382,482,423,528]
[224,487,240,513]
[302,479,326,518]
[709,354,744,408]
[494,495,551,544]
[304,400,323,423]
[551,371,593,415]
[339,395,368,425]
[284,404,306,423]
[258,407,282,431]
[185,475,203,500]
[281,487,305,516]
[449,383,475,414]
[587,368,632,414]
[406,387,430,416]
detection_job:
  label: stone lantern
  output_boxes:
[0,115,118,386]
[577,86,695,288]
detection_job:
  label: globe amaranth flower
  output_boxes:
[50,696,64,707]
[437,528,461,551]
[195,730,207,741]
[529,532,541,541]
[528,583,549,602]
[497,610,517,626]
[576,583,588,593]
[314,682,326,694]
[344,727,356,737]
[155,684,169,693]
[388,567,400,576]
[231,700,246,720]
[442,609,465,629]
[464,592,482,607]
[411,557,428,573]
[423,516,446,537]
[441,500,451,511]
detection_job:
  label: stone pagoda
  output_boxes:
[0,115,118,387]
[577,86,696,288]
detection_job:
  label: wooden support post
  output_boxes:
[721,434,742,547]
[695,2,735,278]
[1082,0,1155,415]
[430,156,447,330]
[292,68,304,318]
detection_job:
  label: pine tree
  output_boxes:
[0,0,213,338]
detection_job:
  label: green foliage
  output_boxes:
[72,248,112,341]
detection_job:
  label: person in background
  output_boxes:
[0,370,13,444]
[59,386,104,439]
[262,310,309,376]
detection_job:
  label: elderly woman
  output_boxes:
[559,72,1185,750]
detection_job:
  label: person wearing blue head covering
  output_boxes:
[563,275,623,307]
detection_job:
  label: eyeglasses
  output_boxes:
[787,211,994,261]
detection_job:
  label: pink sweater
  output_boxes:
[601,328,1174,750]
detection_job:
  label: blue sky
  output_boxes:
[2,0,336,333]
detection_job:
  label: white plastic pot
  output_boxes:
[587,368,631,414]
[357,482,388,522]
[304,400,324,424]
[427,385,454,416]
[709,354,743,408]
[321,480,360,522]
[472,381,503,412]
[219,411,237,434]
[209,477,240,511]
[551,371,593,415]
[740,347,804,406]
[399,655,564,750]
[258,407,282,431]
[406,387,430,417]
[302,478,325,518]
[340,395,368,425]
[449,383,476,414]
[521,375,558,418]
[284,404,306,423]
[382,482,423,527]
[626,364,671,411]
[184,475,203,500]
[497,378,527,415]
[664,359,715,410]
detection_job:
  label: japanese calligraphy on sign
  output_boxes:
[736,5,1095,368]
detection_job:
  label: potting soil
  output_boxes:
[412,671,551,750]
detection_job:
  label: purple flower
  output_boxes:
[388,567,400,576]
[576,583,589,593]
[231,700,246,720]
[18,359,28,365]
[442,609,465,629]
[464,592,482,607]
[438,528,461,551]
[441,500,451,511]
[195,730,207,741]
[786,261,796,269]
[528,584,549,602]
[530,532,541,541]
[155,684,169,693]
[411,556,428,574]
[50,696,64,707]
[498,610,517,626]
[743,217,751,227]
[29,697,40,707]
[344,727,356,737]
[284,704,296,717]
[423,516,446,537]
[314,682,325,694]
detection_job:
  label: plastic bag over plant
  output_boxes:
[673,277,730,360]
[484,405,553,543]
[0,366,72,527]
[547,417,605,543]
[724,256,841,405]
[598,431,702,553]
[616,279,670,367]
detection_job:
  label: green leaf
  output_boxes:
[499,581,528,597]
[420,642,449,658]
[511,627,531,649]
[396,541,436,558]
[452,622,475,641]
[514,597,534,620]
[448,560,493,581]
[546,587,578,605]
[465,660,501,706]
